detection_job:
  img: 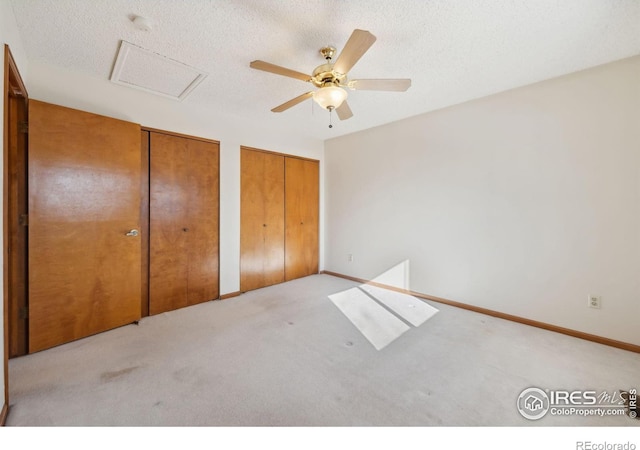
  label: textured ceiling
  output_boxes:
[9,0,640,141]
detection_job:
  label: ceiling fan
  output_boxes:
[249,29,411,125]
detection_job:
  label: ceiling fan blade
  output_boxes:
[271,91,314,112]
[250,60,311,82]
[333,29,377,75]
[336,101,353,120]
[349,79,412,91]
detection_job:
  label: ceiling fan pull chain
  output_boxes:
[329,108,333,128]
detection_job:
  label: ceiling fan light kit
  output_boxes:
[312,83,347,110]
[250,29,411,128]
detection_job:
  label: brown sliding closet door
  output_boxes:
[149,132,219,315]
[285,157,319,281]
[240,148,285,292]
[240,147,319,291]
[28,100,142,353]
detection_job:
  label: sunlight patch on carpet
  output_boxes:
[329,288,410,350]
[329,285,439,350]
[359,285,439,327]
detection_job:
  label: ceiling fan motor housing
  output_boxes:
[311,63,348,88]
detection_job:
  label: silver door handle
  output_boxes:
[126,229,139,237]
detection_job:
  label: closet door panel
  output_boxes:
[285,157,319,281]
[185,139,220,305]
[240,148,285,292]
[28,100,142,353]
[149,133,189,314]
[149,133,219,315]
[239,149,263,291]
[262,153,286,286]
[140,131,150,318]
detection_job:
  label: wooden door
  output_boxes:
[148,133,188,314]
[184,137,219,305]
[149,132,219,315]
[285,157,319,281]
[240,148,285,292]
[28,100,142,353]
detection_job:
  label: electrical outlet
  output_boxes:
[588,295,602,309]
[348,253,353,262]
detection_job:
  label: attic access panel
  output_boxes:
[110,41,207,101]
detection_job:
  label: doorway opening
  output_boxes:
[4,44,29,364]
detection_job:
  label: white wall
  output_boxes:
[325,56,640,346]
[25,60,325,296]
[1,0,29,412]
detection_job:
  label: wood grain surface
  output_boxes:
[28,100,142,353]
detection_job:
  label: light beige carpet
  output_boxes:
[6,274,639,429]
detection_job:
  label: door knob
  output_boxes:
[125,229,139,237]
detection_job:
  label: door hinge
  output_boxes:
[19,306,28,320]
[19,121,28,134]
[19,214,28,226]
